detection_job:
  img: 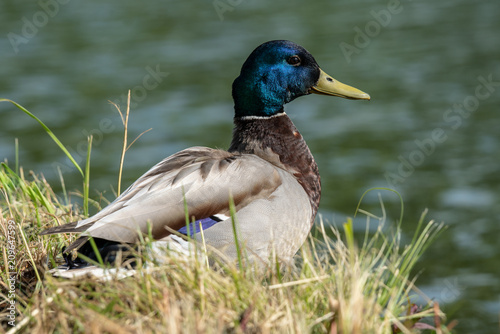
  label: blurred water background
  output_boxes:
[1,0,499,332]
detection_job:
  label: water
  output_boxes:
[1,0,499,332]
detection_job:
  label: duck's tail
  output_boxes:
[47,235,196,280]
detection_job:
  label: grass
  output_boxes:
[0,99,456,333]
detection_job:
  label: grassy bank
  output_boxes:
[0,99,455,333]
[0,163,454,333]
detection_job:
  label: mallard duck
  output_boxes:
[41,40,369,271]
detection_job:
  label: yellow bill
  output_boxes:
[311,69,370,100]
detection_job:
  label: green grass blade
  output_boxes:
[83,135,93,217]
[355,187,404,225]
[0,98,84,177]
[14,138,19,173]
[86,236,104,266]
[182,186,191,239]
[229,194,243,269]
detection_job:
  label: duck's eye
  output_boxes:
[287,55,301,66]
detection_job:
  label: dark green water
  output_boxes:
[1,0,499,332]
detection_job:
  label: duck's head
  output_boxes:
[232,40,370,117]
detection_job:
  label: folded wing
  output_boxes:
[41,147,282,245]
